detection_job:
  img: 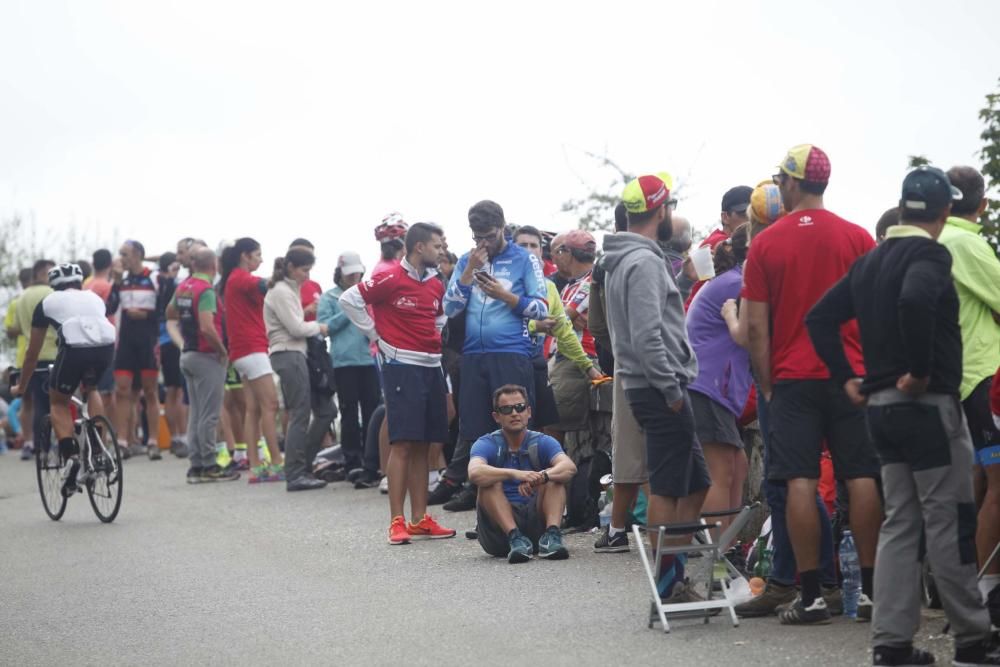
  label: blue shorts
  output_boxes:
[458,353,535,441]
[382,363,449,444]
[963,376,1000,465]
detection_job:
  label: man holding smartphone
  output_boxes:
[435,201,549,512]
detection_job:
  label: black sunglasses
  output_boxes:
[496,402,528,415]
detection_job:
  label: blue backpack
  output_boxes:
[488,430,543,472]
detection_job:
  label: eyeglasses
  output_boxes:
[496,402,528,415]
[771,173,787,186]
[667,199,679,210]
[553,246,569,254]
[472,230,500,243]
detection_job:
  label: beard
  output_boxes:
[656,216,674,243]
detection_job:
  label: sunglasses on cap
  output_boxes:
[496,402,528,415]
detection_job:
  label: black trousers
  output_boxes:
[334,365,381,470]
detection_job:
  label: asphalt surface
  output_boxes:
[0,452,956,666]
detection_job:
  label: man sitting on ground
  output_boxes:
[469,384,577,563]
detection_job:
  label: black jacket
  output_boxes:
[806,226,962,396]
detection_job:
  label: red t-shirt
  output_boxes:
[684,228,731,310]
[358,264,444,355]
[741,208,874,381]
[300,279,322,322]
[84,276,115,325]
[223,267,270,361]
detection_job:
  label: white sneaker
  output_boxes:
[379,475,389,494]
[427,470,441,492]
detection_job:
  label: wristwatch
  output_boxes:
[542,470,550,484]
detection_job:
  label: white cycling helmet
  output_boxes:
[48,263,84,289]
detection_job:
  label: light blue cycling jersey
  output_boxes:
[444,237,549,356]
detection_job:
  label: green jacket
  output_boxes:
[938,216,1000,399]
[528,279,593,374]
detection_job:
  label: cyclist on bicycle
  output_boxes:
[11,263,117,496]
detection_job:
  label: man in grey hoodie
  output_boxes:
[603,174,710,601]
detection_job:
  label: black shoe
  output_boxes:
[955,637,1000,666]
[593,527,630,553]
[778,596,832,625]
[873,645,935,666]
[346,467,365,484]
[318,467,347,482]
[60,458,81,497]
[428,477,461,505]
[443,484,477,512]
[201,464,240,482]
[287,476,328,492]
[352,470,382,489]
[465,528,479,540]
[186,466,204,484]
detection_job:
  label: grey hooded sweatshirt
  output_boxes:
[601,232,698,405]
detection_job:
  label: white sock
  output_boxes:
[608,525,625,538]
[178,434,188,445]
[25,439,33,448]
[978,573,1000,601]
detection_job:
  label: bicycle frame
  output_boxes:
[70,394,118,483]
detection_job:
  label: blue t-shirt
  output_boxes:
[469,430,563,505]
[443,238,549,356]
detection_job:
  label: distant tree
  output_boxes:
[978,77,1000,256]
[561,149,636,232]
[907,154,931,168]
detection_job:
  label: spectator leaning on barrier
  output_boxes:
[432,201,549,513]
[469,384,577,563]
[807,166,999,667]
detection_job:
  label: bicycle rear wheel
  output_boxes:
[36,415,68,521]
[85,415,123,523]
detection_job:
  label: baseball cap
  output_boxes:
[778,144,831,183]
[721,185,753,214]
[337,251,365,276]
[750,180,785,225]
[900,166,963,213]
[622,174,670,214]
[562,229,597,252]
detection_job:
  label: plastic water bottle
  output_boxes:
[839,529,861,619]
[598,492,612,528]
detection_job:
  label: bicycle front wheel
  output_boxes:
[85,415,123,523]
[36,416,68,521]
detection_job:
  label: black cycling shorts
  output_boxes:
[51,345,115,396]
[114,334,159,378]
[160,342,182,388]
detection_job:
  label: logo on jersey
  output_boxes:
[394,296,418,309]
[798,215,813,226]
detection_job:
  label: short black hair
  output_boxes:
[77,260,93,281]
[18,267,33,288]
[468,200,505,232]
[33,259,55,279]
[404,222,444,255]
[798,179,828,196]
[614,203,628,232]
[126,240,146,259]
[92,248,113,271]
[380,239,403,260]
[513,225,543,244]
[899,205,945,224]
[875,207,900,240]
[492,384,528,411]
[159,252,177,273]
[626,207,660,227]
[947,166,985,216]
[289,237,315,250]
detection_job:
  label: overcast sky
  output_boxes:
[1,0,999,285]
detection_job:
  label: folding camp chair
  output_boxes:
[633,503,760,633]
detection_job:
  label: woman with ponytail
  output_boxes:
[264,248,330,492]
[222,237,285,483]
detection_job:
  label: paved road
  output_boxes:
[0,453,955,666]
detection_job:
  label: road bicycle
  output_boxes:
[36,392,123,523]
